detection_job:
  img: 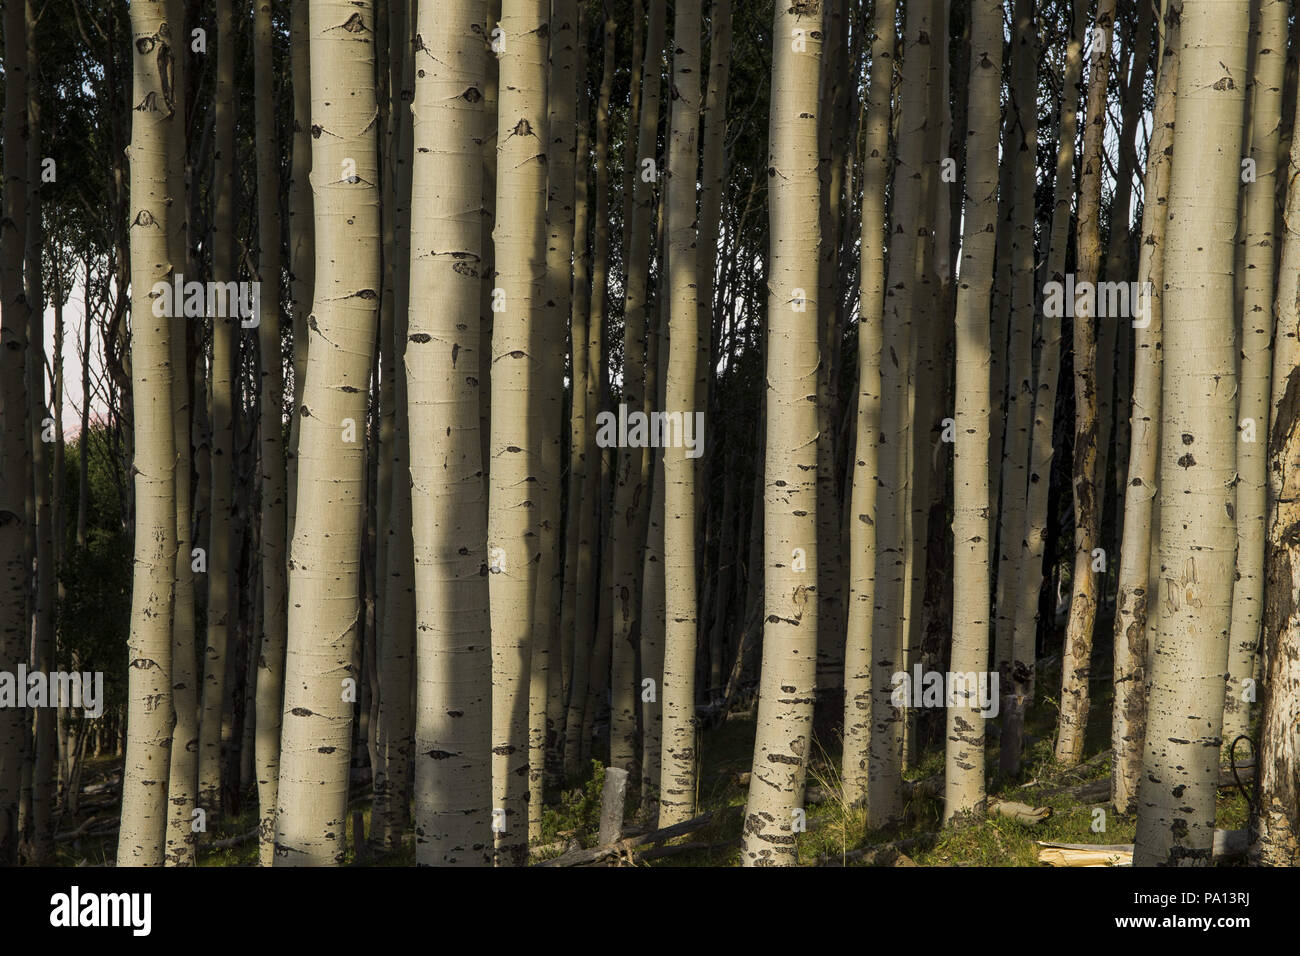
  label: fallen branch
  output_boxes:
[536,810,724,867]
[1036,765,1254,804]
[1037,829,1248,867]
[989,801,1051,825]
[821,834,937,867]
[210,828,258,850]
[55,816,106,842]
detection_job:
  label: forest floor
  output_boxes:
[45,657,1253,866]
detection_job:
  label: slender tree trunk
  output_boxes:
[200,0,238,812]
[541,0,579,793]
[1255,0,1300,869]
[992,0,1038,688]
[374,0,417,852]
[23,6,56,861]
[610,0,667,782]
[561,4,594,777]
[488,0,548,866]
[574,5,614,773]
[1005,0,1086,766]
[0,0,30,866]
[161,0,198,867]
[287,0,315,550]
[118,0,180,866]
[658,0,704,830]
[867,0,929,826]
[406,0,493,866]
[1101,0,1155,571]
[1054,0,1116,768]
[1134,0,1246,867]
[943,0,1002,825]
[525,0,572,840]
[740,0,821,865]
[902,0,949,770]
[275,0,382,866]
[252,0,290,867]
[1111,0,1179,813]
[842,0,894,809]
[1222,0,1283,760]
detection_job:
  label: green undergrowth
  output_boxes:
[51,668,1255,867]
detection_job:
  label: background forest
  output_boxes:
[0,0,1296,871]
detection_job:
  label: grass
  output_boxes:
[44,665,1256,866]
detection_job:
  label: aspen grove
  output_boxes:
[1,0,1300,873]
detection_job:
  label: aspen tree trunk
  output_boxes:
[579,10,619,766]
[1223,0,1283,760]
[903,0,949,770]
[252,0,290,867]
[275,0,382,866]
[118,0,180,866]
[1257,358,1300,864]
[641,430,666,814]
[574,5,614,771]
[1134,0,1246,867]
[943,0,1002,825]
[700,0,733,698]
[740,0,820,865]
[1092,9,1145,530]
[541,0,579,792]
[1101,0,1154,557]
[489,0,548,865]
[812,0,846,713]
[992,0,1038,685]
[1111,0,1179,813]
[842,0,894,809]
[407,0,493,866]
[868,0,929,825]
[287,0,314,549]
[200,0,238,812]
[1005,0,1086,764]
[162,0,199,867]
[1054,0,1116,767]
[658,0,704,829]
[990,106,1014,551]
[1256,0,1300,867]
[375,0,416,851]
[562,4,594,776]
[610,0,667,781]
[526,0,573,840]
[641,264,668,816]
[0,0,28,865]
[23,9,56,862]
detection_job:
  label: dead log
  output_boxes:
[1037,829,1248,867]
[821,833,937,867]
[536,809,723,867]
